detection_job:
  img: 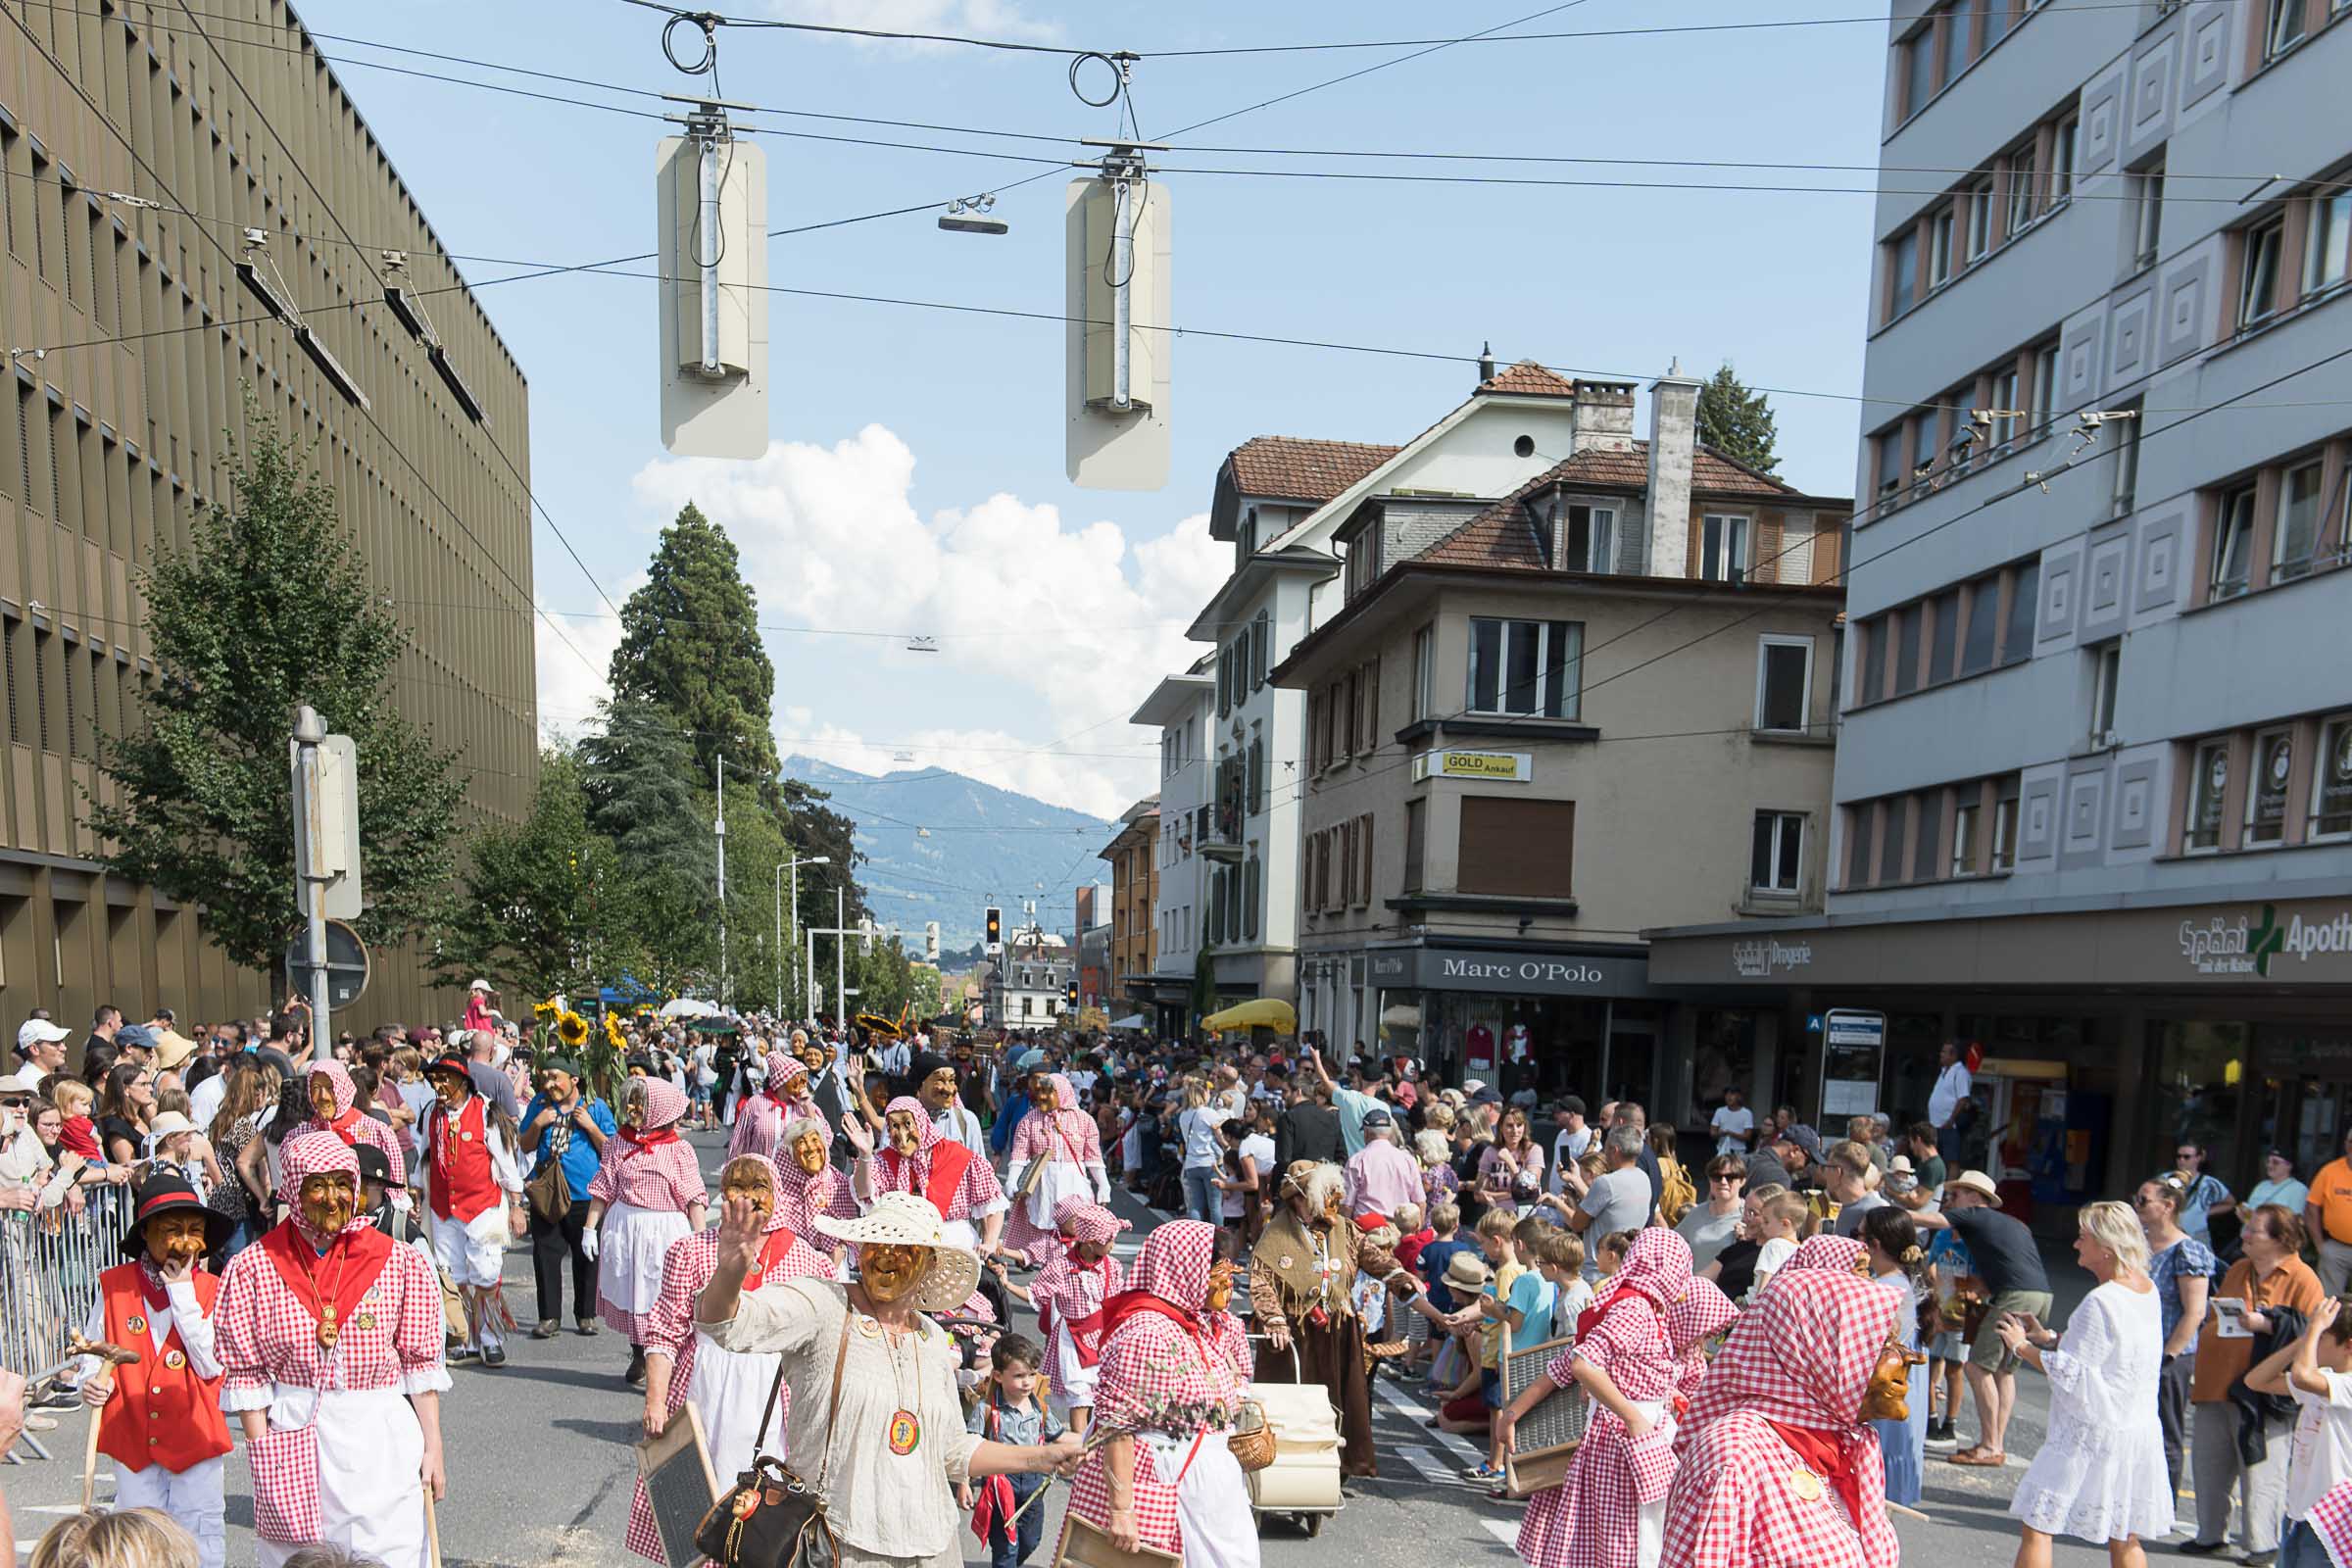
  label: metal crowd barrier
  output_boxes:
[0,1183,136,1398]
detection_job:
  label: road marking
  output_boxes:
[1397,1444,1466,1486]
[1481,1520,1519,1551]
[1373,1378,1485,1464]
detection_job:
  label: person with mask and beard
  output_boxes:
[1027,1198,1130,1437]
[78,1174,234,1568]
[418,1052,525,1369]
[624,1153,836,1566]
[856,1096,1007,1259]
[586,1076,708,1389]
[1067,1220,1258,1568]
[693,1190,1081,1568]
[1250,1160,1377,1480]
[775,1113,864,1277]
[215,1132,450,1568]
[291,1061,406,1176]
[1003,1073,1112,1267]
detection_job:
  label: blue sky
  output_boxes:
[296,0,1888,816]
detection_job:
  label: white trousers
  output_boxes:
[114,1456,225,1568]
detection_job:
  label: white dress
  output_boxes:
[2009,1280,2175,1544]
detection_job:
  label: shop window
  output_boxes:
[2185,738,2230,853]
[1749,811,1804,896]
[2313,714,2352,839]
[2154,1021,2248,1181]
[2245,727,2294,846]
[1457,796,1574,898]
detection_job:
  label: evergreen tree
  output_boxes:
[1694,362,1782,475]
[90,413,465,971]
[577,696,716,993]
[608,502,778,788]
[434,748,615,1004]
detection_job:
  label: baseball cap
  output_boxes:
[1470,1085,1502,1105]
[17,1019,70,1051]
[1362,1107,1395,1130]
[115,1023,158,1054]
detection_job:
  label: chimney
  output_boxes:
[1569,379,1636,455]
[1644,360,1704,578]
[1476,340,1495,386]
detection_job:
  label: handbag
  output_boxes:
[526,1124,572,1222]
[695,1314,852,1568]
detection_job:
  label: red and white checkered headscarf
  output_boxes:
[1786,1235,1869,1275]
[1039,1072,1085,1132]
[628,1077,688,1130]
[1686,1266,1901,1434]
[764,1050,805,1095]
[719,1153,795,1235]
[304,1060,359,1119]
[278,1131,370,1250]
[1666,1276,1739,1358]
[1054,1199,1129,1247]
[1612,1226,1694,1311]
[1125,1219,1219,1314]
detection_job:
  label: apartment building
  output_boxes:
[0,0,536,1024]
[1099,796,1158,1019]
[1648,0,2352,1213]
[1270,365,1848,1117]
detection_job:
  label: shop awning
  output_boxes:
[1202,999,1296,1033]
[1107,1013,1149,1031]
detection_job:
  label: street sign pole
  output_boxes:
[292,707,332,1051]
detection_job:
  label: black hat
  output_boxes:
[354,1145,404,1188]
[122,1174,232,1259]
[423,1051,472,1084]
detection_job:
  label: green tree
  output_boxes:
[608,502,777,788]
[778,776,868,930]
[577,696,715,994]
[90,412,466,972]
[1693,362,1782,475]
[433,748,615,1004]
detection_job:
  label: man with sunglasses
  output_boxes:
[2171,1140,2236,1250]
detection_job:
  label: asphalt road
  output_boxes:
[1,1131,2194,1566]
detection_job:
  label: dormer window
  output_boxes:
[1558,504,1617,574]
[1342,520,1382,599]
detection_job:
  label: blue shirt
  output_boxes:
[520,1094,616,1192]
[2149,1235,2220,1353]
[965,1391,1065,1448]
[1506,1267,1555,1348]
[1419,1238,1473,1313]
[1331,1086,1382,1156]
[2177,1172,2231,1246]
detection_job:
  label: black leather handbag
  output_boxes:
[694,1318,851,1568]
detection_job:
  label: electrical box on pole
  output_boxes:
[657,99,769,460]
[289,727,363,921]
[1065,140,1171,491]
[924,921,941,962]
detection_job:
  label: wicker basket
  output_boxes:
[1226,1401,1276,1472]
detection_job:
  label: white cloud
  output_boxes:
[630,425,1222,816]
[531,576,639,745]
[760,0,1062,51]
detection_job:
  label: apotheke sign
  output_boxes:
[2180,904,2352,977]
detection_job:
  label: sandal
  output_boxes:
[1948,1448,2008,1467]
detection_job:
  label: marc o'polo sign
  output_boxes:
[1376,947,1652,996]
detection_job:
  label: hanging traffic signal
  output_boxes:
[1065,981,1079,1009]
[984,906,1003,955]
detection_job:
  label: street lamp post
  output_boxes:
[779,853,831,1020]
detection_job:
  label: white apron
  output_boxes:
[1631,1398,1673,1568]
[1046,1315,1100,1418]
[687,1331,790,1483]
[1139,1431,1259,1568]
[1023,1157,1094,1233]
[256,1386,427,1568]
[600,1200,691,1317]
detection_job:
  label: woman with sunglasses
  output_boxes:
[1676,1156,1747,1272]
[2135,1176,2216,1503]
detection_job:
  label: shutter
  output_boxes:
[1363,658,1381,756]
[1457,797,1576,897]
[1686,512,1704,579]
[1355,814,1373,906]
[1757,512,1785,585]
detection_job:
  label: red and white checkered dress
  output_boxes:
[1659,1267,1902,1568]
[1030,1201,1130,1409]
[724,1053,804,1166]
[1003,1077,1109,1265]
[295,1062,407,1175]
[591,1081,707,1341]
[1666,1278,1740,1404]
[1785,1235,1869,1275]
[624,1155,835,1565]
[215,1134,449,1563]
[869,1095,1006,1227]
[1518,1229,1691,1568]
[1068,1221,1252,1556]
[2307,1476,2352,1567]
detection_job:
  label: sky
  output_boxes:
[292,0,1889,820]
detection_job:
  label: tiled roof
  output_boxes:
[1224,436,1400,504]
[1474,360,1578,399]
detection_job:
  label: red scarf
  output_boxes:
[882,1140,973,1219]
[742,1227,800,1293]
[618,1124,679,1150]
[321,1105,364,1146]
[258,1217,396,1336]
[1098,1288,1207,1353]
[1766,1422,1866,1525]
[1577,1282,1642,1342]
[137,1261,171,1313]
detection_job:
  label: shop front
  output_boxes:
[1647,893,2352,1230]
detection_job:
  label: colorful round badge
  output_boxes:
[163,1350,186,1370]
[125,1316,147,1335]
[886,1409,921,1455]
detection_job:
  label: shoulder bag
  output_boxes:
[695,1310,852,1568]
[526,1122,572,1222]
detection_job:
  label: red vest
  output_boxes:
[96,1263,231,1473]
[428,1096,499,1223]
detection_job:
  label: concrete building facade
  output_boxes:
[1648,0,2352,1217]
[0,0,536,1027]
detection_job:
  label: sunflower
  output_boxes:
[604,1013,627,1053]
[532,998,560,1018]
[556,1009,590,1050]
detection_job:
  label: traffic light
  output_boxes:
[984,906,1003,954]
[1064,980,1079,1009]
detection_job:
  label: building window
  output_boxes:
[1755,637,1814,733]
[1250,611,1270,690]
[2276,460,2326,581]
[1344,527,1381,601]
[1990,367,2022,451]
[2313,714,2352,839]
[1937,0,1969,86]
[2132,163,2164,271]
[1403,797,1426,893]
[1750,812,1804,895]
[1243,856,1260,941]
[1563,505,1616,573]
[1928,205,1955,289]
[1699,514,1750,582]
[2110,402,2142,516]
[1903,20,1939,117]
[2006,145,2039,235]
[1964,179,1993,263]
[1959,573,2002,674]
[1411,624,1435,719]
[2312,189,2352,299]
[2266,0,2307,57]
[2211,485,2257,600]
[1911,410,1939,495]
[2030,342,2060,435]
[1926,588,1961,684]
[1892,607,1922,697]
[2246,728,2294,846]
[1990,779,2020,870]
[1466,617,1582,719]
[1912,791,1945,882]
[1879,796,1911,885]
[1887,228,1918,319]
[1952,797,1982,876]
[2002,559,2039,663]
[2186,738,2230,853]
[2087,640,2122,743]
[2049,115,2078,205]
[1857,619,1885,706]
[1846,805,1877,888]
[2240,219,2283,329]
[1458,797,1575,897]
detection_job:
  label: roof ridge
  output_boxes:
[1692,440,1795,493]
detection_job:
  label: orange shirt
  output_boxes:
[2191,1255,2324,1403]
[2310,1157,2352,1245]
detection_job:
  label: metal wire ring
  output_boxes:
[1067,50,1122,108]
[662,12,720,75]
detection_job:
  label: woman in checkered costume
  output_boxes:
[1659,1263,1904,1568]
[214,1131,450,1568]
[623,1153,835,1564]
[773,1112,860,1274]
[855,1094,1007,1256]
[1027,1198,1130,1433]
[1504,1227,1693,1568]
[1666,1277,1740,1403]
[724,1049,808,1167]
[1068,1219,1258,1568]
[587,1077,708,1385]
[293,1060,406,1175]
[1003,1074,1112,1267]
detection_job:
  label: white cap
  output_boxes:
[468,978,493,994]
[147,1110,198,1139]
[17,1019,70,1050]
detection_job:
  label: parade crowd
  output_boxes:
[10,995,2352,1568]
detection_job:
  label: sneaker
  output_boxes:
[531,1320,560,1341]
[1463,1462,1504,1482]
[576,1318,600,1337]
[1924,1423,1961,1451]
[448,1345,478,1364]
[2237,1553,2277,1566]
[2173,1542,2230,1557]
[482,1344,508,1369]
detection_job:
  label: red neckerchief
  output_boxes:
[882,1140,973,1218]
[322,1105,364,1145]
[618,1123,679,1150]
[137,1260,170,1313]
[1577,1282,1642,1342]
[968,1400,1018,1542]
[258,1217,396,1334]
[742,1226,800,1293]
[1766,1422,1866,1524]
[1098,1288,1207,1353]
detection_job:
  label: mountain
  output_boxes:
[782,755,1114,955]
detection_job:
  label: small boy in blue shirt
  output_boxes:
[959,1334,1074,1568]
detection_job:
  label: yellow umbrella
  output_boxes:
[1200,999,1297,1034]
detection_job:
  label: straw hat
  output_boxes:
[146,1110,199,1140]
[815,1193,983,1314]
[1445,1251,1493,1294]
[1944,1169,2002,1205]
